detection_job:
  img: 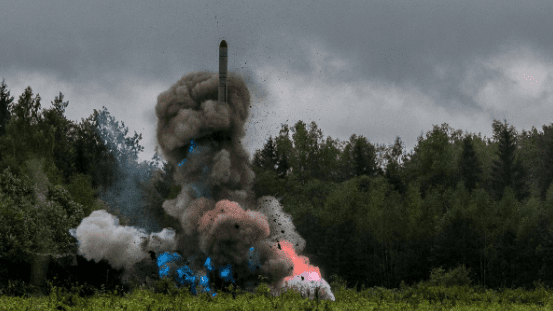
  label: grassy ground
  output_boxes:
[2,280,553,310]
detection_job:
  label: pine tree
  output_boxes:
[512,155,529,201]
[458,136,482,192]
[352,135,377,177]
[384,137,405,194]
[404,124,456,196]
[275,124,293,178]
[340,134,377,180]
[538,125,553,200]
[253,136,278,171]
[0,79,14,137]
[12,86,42,125]
[42,92,75,182]
[490,120,529,201]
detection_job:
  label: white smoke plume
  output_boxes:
[69,71,335,301]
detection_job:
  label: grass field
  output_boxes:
[2,279,553,310]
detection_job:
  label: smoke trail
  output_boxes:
[69,71,335,301]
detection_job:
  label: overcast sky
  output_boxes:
[2,0,552,163]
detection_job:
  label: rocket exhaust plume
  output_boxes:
[69,40,335,301]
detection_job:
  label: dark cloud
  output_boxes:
[1,0,552,161]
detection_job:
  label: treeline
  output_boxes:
[0,80,173,295]
[2,77,553,296]
[252,119,553,290]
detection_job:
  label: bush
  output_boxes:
[0,279,38,297]
[152,277,182,297]
[427,265,472,287]
[255,283,271,298]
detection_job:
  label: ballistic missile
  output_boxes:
[218,40,228,103]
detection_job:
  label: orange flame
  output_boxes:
[279,240,321,282]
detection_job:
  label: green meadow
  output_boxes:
[2,277,553,311]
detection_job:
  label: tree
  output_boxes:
[339,134,377,181]
[0,87,57,171]
[86,107,157,230]
[290,121,322,183]
[0,79,14,137]
[74,109,118,189]
[539,126,553,199]
[490,120,529,201]
[252,136,278,172]
[520,124,553,200]
[0,159,92,293]
[94,106,144,163]
[12,86,42,125]
[42,92,76,183]
[404,123,458,196]
[304,121,324,180]
[252,135,289,198]
[317,136,343,183]
[384,137,406,194]
[458,136,482,192]
[274,124,293,178]
[351,135,377,177]
[432,186,481,277]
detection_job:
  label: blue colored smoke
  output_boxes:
[176,140,211,199]
[247,247,261,273]
[178,140,198,167]
[156,248,261,297]
[219,264,235,283]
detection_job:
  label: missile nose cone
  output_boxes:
[220,40,227,48]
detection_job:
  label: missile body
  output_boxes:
[218,40,228,103]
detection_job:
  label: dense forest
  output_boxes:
[2,79,553,296]
[252,115,553,291]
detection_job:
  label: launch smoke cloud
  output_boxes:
[69,41,335,301]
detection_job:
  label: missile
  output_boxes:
[218,40,228,103]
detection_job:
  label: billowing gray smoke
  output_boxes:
[155,71,255,214]
[69,71,335,301]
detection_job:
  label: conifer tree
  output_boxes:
[12,86,41,125]
[275,124,293,178]
[352,135,377,177]
[538,125,553,199]
[253,136,278,171]
[458,136,482,192]
[490,120,529,201]
[340,134,377,180]
[0,79,14,137]
[42,92,75,182]
[384,137,405,194]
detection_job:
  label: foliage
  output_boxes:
[518,125,553,200]
[0,190,38,262]
[382,136,406,194]
[340,134,378,180]
[403,123,461,197]
[459,135,483,192]
[0,159,85,264]
[3,281,553,310]
[490,119,529,201]
[253,119,553,292]
[65,173,101,216]
[425,265,473,287]
[0,79,14,138]
[150,277,182,297]
[4,79,553,304]
[0,84,159,296]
